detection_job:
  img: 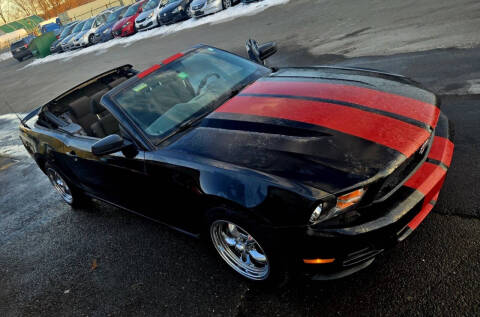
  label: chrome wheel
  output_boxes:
[47,168,73,204]
[210,220,270,280]
[223,0,232,9]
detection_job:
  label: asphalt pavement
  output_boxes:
[0,0,479,316]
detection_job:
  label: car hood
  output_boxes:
[136,9,154,21]
[168,67,439,193]
[161,0,183,13]
[191,0,206,6]
[61,33,76,44]
[74,30,87,40]
[113,16,132,30]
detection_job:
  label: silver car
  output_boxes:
[135,0,168,31]
[189,0,239,18]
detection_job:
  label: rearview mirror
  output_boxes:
[246,39,277,65]
[92,134,132,156]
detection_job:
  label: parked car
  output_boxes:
[61,20,86,51]
[19,40,454,283]
[94,6,129,43]
[10,35,35,62]
[112,0,147,37]
[158,0,192,25]
[50,22,78,54]
[72,11,111,49]
[189,0,239,18]
[135,0,168,31]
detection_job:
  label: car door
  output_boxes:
[59,133,149,211]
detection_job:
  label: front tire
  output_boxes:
[222,0,232,9]
[45,163,89,208]
[205,207,288,285]
[88,34,95,46]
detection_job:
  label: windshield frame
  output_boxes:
[124,2,142,17]
[108,46,271,147]
[107,7,126,23]
[82,18,95,30]
[72,21,86,33]
[144,0,159,11]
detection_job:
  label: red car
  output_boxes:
[112,0,146,37]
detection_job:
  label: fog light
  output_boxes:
[303,258,335,264]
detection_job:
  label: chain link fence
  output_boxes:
[60,0,138,24]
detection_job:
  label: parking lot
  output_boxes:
[1,0,480,316]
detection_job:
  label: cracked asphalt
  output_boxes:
[1,0,479,316]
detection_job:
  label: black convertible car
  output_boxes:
[19,41,454,283]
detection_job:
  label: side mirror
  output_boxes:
[246,38,277,65]
[92,134,133,156]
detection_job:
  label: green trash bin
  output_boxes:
[29,31,57,58]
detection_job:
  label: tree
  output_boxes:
[0,0,10,24]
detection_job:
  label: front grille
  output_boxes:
[192,4,204,10]
[373,135,432,201]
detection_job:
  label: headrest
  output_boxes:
[68,96,91,118]
[90,89,109,115]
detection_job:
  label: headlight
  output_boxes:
[123,21,132,28]
[148,11,154,18]
[83,33,89,40]
[172,5,183,13]
[103,28,110,34]
[309,188,366,224]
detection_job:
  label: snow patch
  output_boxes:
[22,0,289,68]
[0,113,29,160]
[0,51,12,62]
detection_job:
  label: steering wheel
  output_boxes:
[197,73,221,95]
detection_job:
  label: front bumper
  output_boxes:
[190,0,223,17]
[136,16,158,31]
[159,10,189,25]
[113,23,135,37]
[296,112,454,279]
[95,31,113,43]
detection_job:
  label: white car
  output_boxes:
[72,10,113,48]
[135,0,168,31]
[189,0,239,18]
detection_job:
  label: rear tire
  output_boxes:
[205,206,288,286]
[45,163,89,209]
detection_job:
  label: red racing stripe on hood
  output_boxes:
[242,81,440,127]
[428,136,454,167]
[215,95,430,157]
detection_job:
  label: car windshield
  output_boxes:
[107,7,127,22]
[124,2,142,17]
[60,24,75,38]
[144,0,159,11]
[82,18,95,30]
[113,47,270,144]
[72,21,86,32]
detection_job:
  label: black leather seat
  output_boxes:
[68,96,97,135]
[90,89,119,138]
